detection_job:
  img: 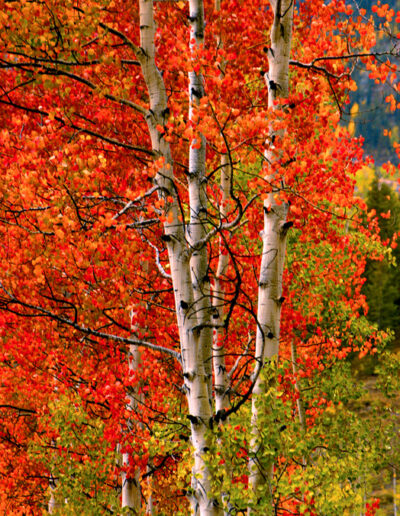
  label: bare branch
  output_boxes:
[148,241,172,280]
[113,186,159,220]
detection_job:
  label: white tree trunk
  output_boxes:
[121,342,142,513]
[213,155,230,414]
[187,0,213,403]
[48,474,57,514]
[212,1,229,418]
[291,342,306,432]
[249,0,294,512]
[138,2,220,514]
[213,155,232,516]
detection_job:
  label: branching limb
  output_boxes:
[0,283,181,361]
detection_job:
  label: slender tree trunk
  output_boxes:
[48,473,57,514]
[213,155,232,516]
[248,0,294,512]
[211,8,231,511]
[212,1,230,417]
[291,342,307,476]
[213,155,230,414]
[291,342,306,433]
[187,0,213,404]
[138,2,220,514]
[121,343,142,513]
[145,466,155,516]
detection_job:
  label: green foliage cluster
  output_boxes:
[29,394,119,515]
[200,359,397,515]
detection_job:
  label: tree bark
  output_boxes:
[121,342,141,513]
[48,473,57,514]
[248,0,294,512]
[213,155,230,415]
[291,342,306,433]
[187,0,213,405]
[138,2,220,514]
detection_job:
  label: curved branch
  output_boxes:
[0,283,181,361]
[0,99,154,156]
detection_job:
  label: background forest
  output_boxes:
[349,0,400,164]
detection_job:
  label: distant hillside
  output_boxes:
[346,0,400,165]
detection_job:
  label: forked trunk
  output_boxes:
[139,1,220,514]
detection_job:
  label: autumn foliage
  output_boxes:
[0,0,399,514]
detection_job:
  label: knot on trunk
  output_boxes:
[280,220,293,235]
[187,414,200,426]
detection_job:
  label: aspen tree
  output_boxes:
[249,0,294,510]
